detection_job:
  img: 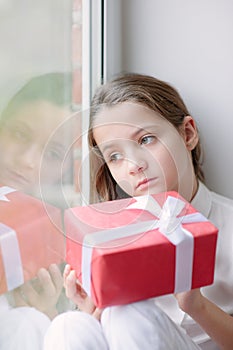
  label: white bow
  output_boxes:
[0,186,16,201]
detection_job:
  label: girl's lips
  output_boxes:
[7,170,30,185]
[136,178,149,188]
[136,177,157,189]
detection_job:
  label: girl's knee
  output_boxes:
[101,300,166,340]
[101,299,164,327]
[44,311,108,350]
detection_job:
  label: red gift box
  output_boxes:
[65,191,218,308]
[0,186,65,295]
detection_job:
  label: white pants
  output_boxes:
[0,306,51,350]
[44,299,202,350]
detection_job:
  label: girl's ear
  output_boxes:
[181,116,199,151]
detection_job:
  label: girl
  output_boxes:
[0,72,74,349]
[0,72,73,199]
[44,73,233,350]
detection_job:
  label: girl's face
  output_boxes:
[93,102,198,201]
[0,101,72,194]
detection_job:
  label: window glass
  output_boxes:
[0,0,102,347]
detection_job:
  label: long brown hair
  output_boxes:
[88,73,204,203]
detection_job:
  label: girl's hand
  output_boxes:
[175,288,204,316]
[176,288,233,350]
[63,264,102,319]
[13,264,63,319]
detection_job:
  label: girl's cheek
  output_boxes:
[109,166,133,195]
[160,135,188,169]
[117,179,135,197]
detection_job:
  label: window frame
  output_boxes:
[81,0,104,204]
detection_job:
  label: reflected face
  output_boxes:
[93,102,197,201]
[0,101,72,194]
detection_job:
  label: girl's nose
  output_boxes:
[19,145,41,170]
[128,157,148,175]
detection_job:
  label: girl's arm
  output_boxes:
[176,289,233,350]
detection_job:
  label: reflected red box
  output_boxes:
[0,186,65,295]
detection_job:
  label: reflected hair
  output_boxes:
[0,72,72,124]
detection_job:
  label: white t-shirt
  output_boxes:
[155,181,233,344]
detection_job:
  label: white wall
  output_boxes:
[104,0,122,81]
[108,0,233,199]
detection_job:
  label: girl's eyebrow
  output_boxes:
[48,140,67,153]
[100,142,119,154]
[100,124,157,154]
[131,124,159,136]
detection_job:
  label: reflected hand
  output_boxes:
[13,264,63,319]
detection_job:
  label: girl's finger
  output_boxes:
[17,281,39,306]
[48,264,63,291]
[13,287,29,307]
[63,264,71,283]
[37,268,56,297]
[65,270,79,299]
[93,307,103,321]
[75,276,87,298]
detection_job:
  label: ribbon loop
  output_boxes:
[0,186,16,202]
[126,195,209,293]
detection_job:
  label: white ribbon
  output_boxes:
[0,223,24,291]
[0,186,16,201]
[82,195,208,296]
[126,195,208,293]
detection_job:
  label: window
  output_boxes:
[0,0,104,205]
[0,0,104,346]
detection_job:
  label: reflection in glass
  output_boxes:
[0,1,83,349]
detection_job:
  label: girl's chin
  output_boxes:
[1,180,38,196]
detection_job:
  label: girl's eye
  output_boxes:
[109,152,123,162]
[44,148,63,162]
[4,123,30,143]
[11,127,30,143]
[140,135,156,145]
